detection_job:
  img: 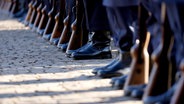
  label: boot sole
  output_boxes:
[72,52,112,60]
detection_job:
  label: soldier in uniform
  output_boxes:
[93,0,139,79]
[143,0,184,103]
[70,0,112,60]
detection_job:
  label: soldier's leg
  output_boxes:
[96,6,137,78]
[70,0,112,60]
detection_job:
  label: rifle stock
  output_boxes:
[57,6,72,51]
[143,3,174,98]
[170,59,184,104]
[24,0,34,26]
[32,1,43,32]
[37,5,48,35]
[50,0,65,45]
[42,0,57,40]
[29,0,39,29]
[66,0,84,55]
[124,2,150,94]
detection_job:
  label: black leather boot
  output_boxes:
[65,31,94,57]
[58,42,68,52]
[92,57,119,74]
[70,31,112,60]
[96,52,131,78]
[110,74,128,89]
[131,84,146,99]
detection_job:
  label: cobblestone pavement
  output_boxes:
[0,13,142,104]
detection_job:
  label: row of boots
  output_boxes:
[23,0,112,61]
[0,0,112,60]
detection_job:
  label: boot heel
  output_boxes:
[99,52,112,59]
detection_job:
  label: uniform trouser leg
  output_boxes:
[83,0,110,31]
[106,7,136,52]
[70,0,112,60]
[95,6,137,78]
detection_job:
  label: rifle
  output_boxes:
[42,0,57,40]
[49,0,65,45]
[167,2,184,104]
[24,0,34,26]
[65,0,85,56]
[143,3,174,98]
[36,2,49,36]
[123,1,150,95]
[171,59,184,104]
[29,0,39,29]
[57,0,74,52]
[32,0,43,32]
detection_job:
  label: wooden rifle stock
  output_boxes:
[57,5,72,50]
[66,0,84,54]
[42,0,57,40]
[32,1,43,31]
[24,0,34,26]
[37,5,48,35]
[168,3,184,104]
[57,14,70,48]
[143,3,174,97]
[50,0,65,45]
[171,59,184,104]
[124,2,150,92]
[29,0,39,28]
